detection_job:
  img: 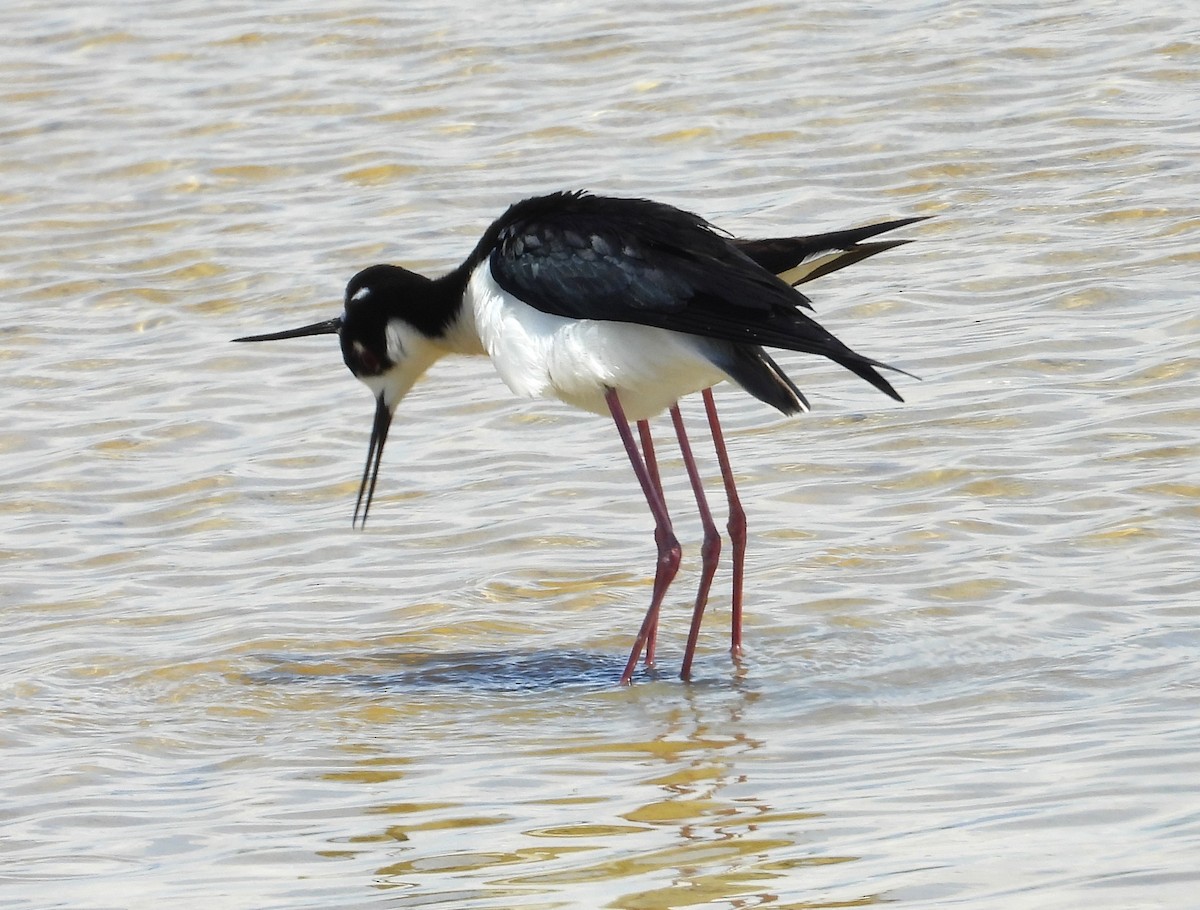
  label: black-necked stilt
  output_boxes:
[234,191,922,684]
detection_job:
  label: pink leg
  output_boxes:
[702,388,746,657]
[606,389,681,685]
[670,405,722,681]
[637,420,665,665]
[638,420,663,493]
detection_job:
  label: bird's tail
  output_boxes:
[736,216,931,295]
[830,352,910,403]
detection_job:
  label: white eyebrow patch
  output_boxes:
[351,286,371,302]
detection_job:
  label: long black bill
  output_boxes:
[231,317,342,343]
[353,395,392,529]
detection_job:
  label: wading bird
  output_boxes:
[234,191,921,684]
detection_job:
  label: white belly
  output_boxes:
[467,263,727,420]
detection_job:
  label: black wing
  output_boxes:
[484,192,908,401]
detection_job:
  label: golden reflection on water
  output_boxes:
[298,673,874,908]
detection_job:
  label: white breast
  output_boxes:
[467,263,727,420]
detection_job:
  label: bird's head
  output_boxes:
[232,264,448,527]
[339,264,446,408]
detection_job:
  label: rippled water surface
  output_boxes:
[4,1,1199,907]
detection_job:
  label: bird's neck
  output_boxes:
[429,268,487,357]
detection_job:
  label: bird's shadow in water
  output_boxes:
[243,648,702,694]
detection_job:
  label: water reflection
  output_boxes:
[262,652,874,908]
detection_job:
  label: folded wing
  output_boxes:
[485,192,912,401]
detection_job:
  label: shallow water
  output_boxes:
[3,1,1199,907]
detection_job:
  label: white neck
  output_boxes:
[435,277,487,356]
